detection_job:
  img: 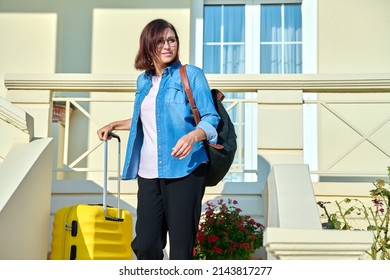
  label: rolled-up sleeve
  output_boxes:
[197,121,218,144]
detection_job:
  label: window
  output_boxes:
[203,5,245,74]
[260,4,302,73]
[203,2,302,75]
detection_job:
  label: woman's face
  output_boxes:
[154,28,178,68]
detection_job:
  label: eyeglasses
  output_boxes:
[156,37,177,48]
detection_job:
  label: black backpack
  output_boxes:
[180,65,237,186]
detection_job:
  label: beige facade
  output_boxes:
[0,0,192,99]
[318,0,390,73]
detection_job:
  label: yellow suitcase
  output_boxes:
[50,133,133,260]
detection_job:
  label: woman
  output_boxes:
[97,19,220,260]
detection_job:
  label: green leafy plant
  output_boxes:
[317,167,390,260]
[194,198,265,260]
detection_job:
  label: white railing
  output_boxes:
[305,97,390,177]
[50,95,256,177]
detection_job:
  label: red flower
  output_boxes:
[211,246,222,254]
[205,210,214,217]
[372,198,383,206]
[207,235,219,243]
[197,232,205,243]
[256,222,264,228]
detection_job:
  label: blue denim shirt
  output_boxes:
[122,61,220,180]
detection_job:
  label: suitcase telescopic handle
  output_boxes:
[104,132,121,219]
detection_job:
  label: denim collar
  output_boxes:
[145,60,182,78]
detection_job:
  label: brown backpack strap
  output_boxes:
[180,65,224,150]
[180,65,201,124]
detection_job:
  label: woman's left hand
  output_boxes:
[171,128,206,159]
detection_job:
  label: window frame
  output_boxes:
[191,0,317,74]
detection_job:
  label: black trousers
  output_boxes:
[131,163,207,260]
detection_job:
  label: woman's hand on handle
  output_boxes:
[97,124,113,141]
[97,119,132,141]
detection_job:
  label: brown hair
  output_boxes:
[134,19,180,71]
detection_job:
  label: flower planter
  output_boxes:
[194,199,265,260]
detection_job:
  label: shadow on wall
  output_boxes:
[257,155,271,193]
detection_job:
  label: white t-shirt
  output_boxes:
[138,75,161,178]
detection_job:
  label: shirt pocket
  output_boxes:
[165,85,187,104]
[134,90,145,107]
